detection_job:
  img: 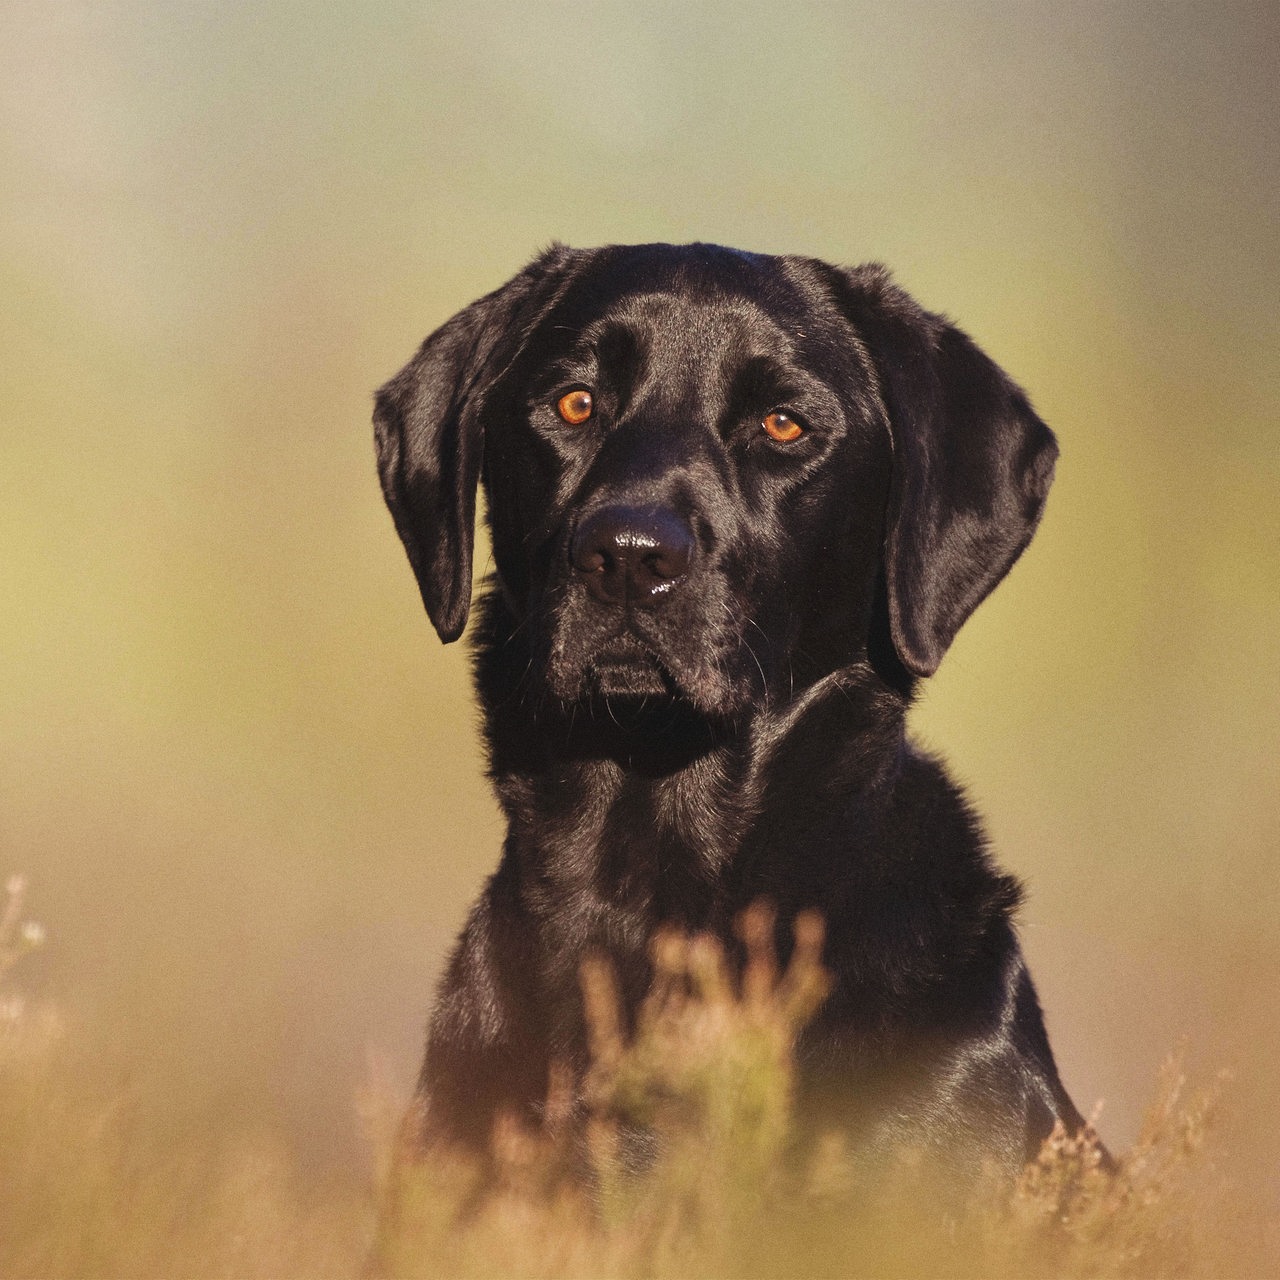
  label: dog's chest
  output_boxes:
[523,761,737,926]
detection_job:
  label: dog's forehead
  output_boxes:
[582,291,796,362]
[538,246,839,371]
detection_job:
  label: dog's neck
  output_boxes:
[471,589,910,929]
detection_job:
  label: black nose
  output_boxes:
[571,506,695,606]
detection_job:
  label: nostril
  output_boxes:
[574,547,608,575]
[643,541,690,581]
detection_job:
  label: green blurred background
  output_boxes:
[2,0,1276,1192]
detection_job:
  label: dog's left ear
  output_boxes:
[833,265,1058,678]
[374,248,571,642]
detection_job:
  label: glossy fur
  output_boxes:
[374,243,1086,1185]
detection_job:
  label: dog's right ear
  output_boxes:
[373,249,570,642]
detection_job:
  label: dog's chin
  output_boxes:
[589,659,670,699]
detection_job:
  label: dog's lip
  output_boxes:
[590,630,662,671]
[586,630,677,695]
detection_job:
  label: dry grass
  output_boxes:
[375,906,1266,1280]
[2,876,1274,1278]
[1,875,367,1278]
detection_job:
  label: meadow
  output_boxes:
[2,880,1270,1278]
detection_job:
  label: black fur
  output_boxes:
[374,242,1086,1186]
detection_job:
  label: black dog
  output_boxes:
[374,242,1089,1186]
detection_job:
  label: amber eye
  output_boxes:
[556,389,594,425]
[762,410,804,442]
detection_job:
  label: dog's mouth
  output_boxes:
[541,593,758,720]
[585,632,676,699]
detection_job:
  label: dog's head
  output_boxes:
[375,243,1056,717]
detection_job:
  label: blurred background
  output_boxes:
[2,0,1276,1211]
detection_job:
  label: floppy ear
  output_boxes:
[835,265,1058,678]
[373,249,569,642]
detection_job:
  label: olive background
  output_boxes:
[3,0,1276,1197]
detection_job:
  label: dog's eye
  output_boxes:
[762,410,804,443]
[556,389,594,425]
